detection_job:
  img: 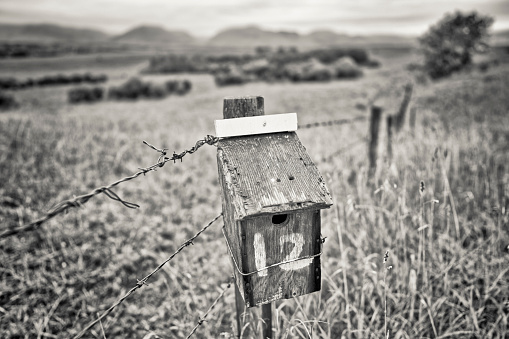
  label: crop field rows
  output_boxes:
[0,49,508,338]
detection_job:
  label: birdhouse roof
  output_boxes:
[217,132,332,220]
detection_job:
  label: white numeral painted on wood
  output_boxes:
[254,233,268,277]
[279,233,313,270]
[253,232,312,276]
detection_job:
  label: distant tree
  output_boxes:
[419,11,493,79]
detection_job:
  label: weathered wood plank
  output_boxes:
[223,96,264,118]
[215,113,298,138]
[217,132,332,220]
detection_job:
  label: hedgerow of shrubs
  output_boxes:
[0,73,108,90]
[67,78,192,104]
[145,54,256,74]
[0,91,18,111]
[145,47,375,86]
[108,78,191,101]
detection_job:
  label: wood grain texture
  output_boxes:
[394,83,413,133]
[217,132,332,220]
[223,96,264,119]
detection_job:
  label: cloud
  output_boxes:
[0,0,508,36]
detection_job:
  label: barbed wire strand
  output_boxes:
[0,135,219,240]
[298,115,366,129]
[185,278,233,339]
[72,213,222,339]
[324,137,369,161]
[1,115,367,240]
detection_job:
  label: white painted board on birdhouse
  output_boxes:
[215,113,298,138]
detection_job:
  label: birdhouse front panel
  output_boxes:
[239,210,322,307]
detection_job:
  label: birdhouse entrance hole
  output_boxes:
[271,214,288,225]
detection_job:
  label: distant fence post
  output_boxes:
[386,115,393,164]
[369,106,382,177]
[394,83,413,133]
[409,107,417,135]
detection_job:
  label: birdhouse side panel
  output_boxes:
[241,210,321,306]
[217,150,246,296]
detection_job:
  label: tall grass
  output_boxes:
[0,54,508,338]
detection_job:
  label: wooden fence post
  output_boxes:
[234,283,246,338]
[369,106,382,177]
[261,303,273,339]
[394,83,413,133]
[387,115,393,164]
[409,107,416,135]
[222,96,273,339]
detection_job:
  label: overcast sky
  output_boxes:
[1,0,508,37]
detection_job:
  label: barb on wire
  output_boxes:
[72,213,222,339]
[186,278,233,339]
[299,115,366,129]
[0,135,220,240]
[143,140,168,164]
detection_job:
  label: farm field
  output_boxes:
[0,48,508,338]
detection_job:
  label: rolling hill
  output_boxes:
[209,25,416,48]
[304,29,416,47]
[209,26,301,47]
[112,25,196,45]
[0,23,109,42]
[4,22,506,50]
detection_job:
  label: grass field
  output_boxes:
[0,49,508,338]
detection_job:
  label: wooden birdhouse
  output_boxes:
[216,96,332,307]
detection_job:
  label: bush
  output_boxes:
[68,87,104,104]
[241,59,272,79]
[0,91,18,111]
[284,59,334,82]
[108,78,151,100]
[214,66,249,86]
[164,80,192,95]
[146,55,205,74]
[333,57,363,79]
[419,11,494,79]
